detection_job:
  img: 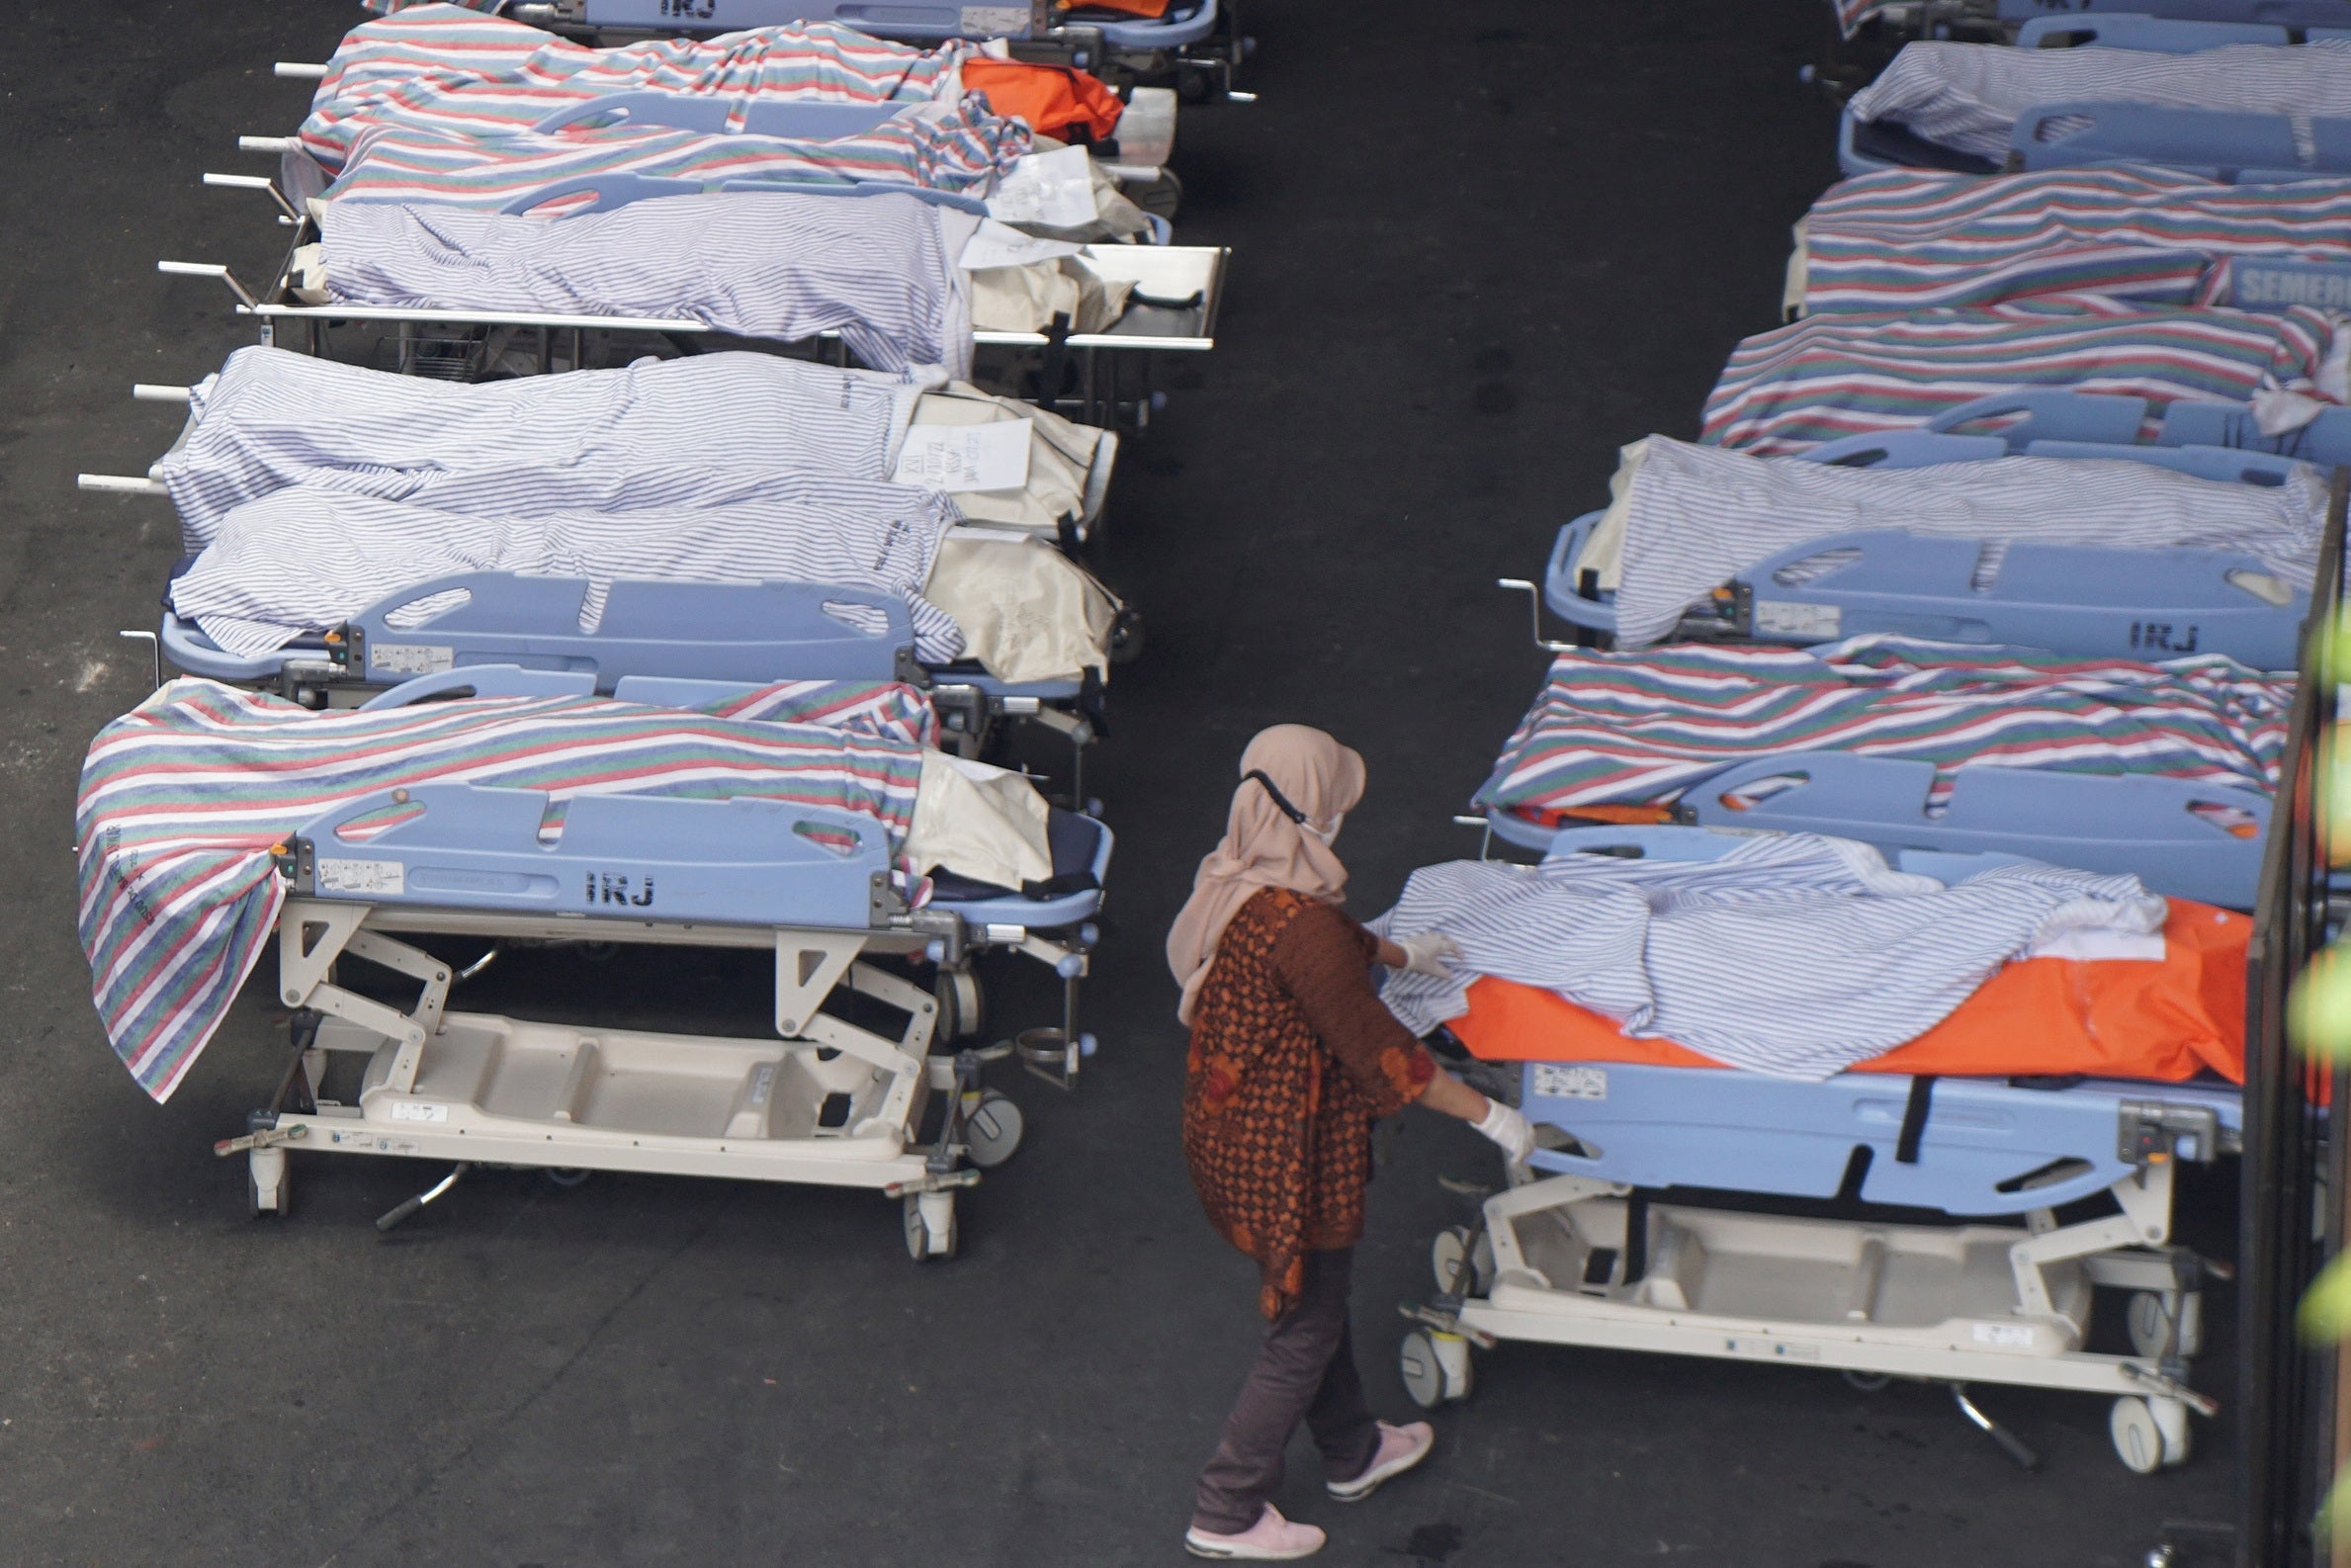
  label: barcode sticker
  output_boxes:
[316,857,404,897]
[1530,1064,1608,1101]
[1753,600,1841,639]
[372,644,454,676]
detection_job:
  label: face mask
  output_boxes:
[1304,812,1345,847]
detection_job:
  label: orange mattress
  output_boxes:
[1448,898,2248,1084]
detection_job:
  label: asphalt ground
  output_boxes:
[0,2,2242,1564]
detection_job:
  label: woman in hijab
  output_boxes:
[1169,726,1536,1562]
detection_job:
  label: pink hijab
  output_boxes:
[1166,725,1368,1026]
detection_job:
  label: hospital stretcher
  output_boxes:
[1841,0,2351,47]
[1400,826,2236,1473]
[1527,398,2323,668]
[493,0,1251,102]
[216,664,1111,1255]
[174,170,1225,429]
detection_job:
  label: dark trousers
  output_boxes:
[1192,1248,1381,1534]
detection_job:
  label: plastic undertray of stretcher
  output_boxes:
[1505,1196,2090,1350]
[350,1013,898,1147]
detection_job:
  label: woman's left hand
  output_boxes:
[1391,931,1461,978]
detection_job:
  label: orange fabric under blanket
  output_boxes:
[1061,0,1174,17]
[963,61,1125,143]
[1448,898,2249,1084]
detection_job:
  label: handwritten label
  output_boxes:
[1753,599,1841,639]
[316,857,404,897]
[372,644,454,676]
[893,420,1032,493]
[1530,1064,1608,1102]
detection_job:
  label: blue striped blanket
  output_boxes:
[154,348,932,547]
[1377,833,2166,1080]
[319,189,975,375]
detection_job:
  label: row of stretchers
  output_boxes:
[1378,5,2351,1477]
[70,0,1258,1257]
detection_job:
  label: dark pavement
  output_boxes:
[0,2,2237,1564]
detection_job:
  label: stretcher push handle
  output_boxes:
[1497,577,1577,653]
[273,62,328,80]
[203,171,300,222]
[132,385,191,403]
[156,260,258,310]
[77,474,166,495]
[239,135,300,154]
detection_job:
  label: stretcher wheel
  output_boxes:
[934,970,984,1043]
[1107,608,1145,665]
[2128,1291,2203,1359]
[904,1191,958,1263]
[545,1168,592,1189]
[1430,1225,1494,1297]
[1399,1329,1472,1409]
[963,1089,1024,1170]
[2110,1397,2167,1474]
[1127,169,1182,220]
[246,1152,290,1220]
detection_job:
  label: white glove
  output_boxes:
[1473,1098,1538,1166]
[1395,930,1462,978]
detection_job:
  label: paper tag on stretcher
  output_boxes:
[962,5,1034,35]
[893,420,1031,493]
[1753,600,1840,640]
[959,218,1087,272]
[316,857,404,897]
[986,145,1098,230]
[1530,1064,1607,1101]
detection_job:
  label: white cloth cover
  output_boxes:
[909,747,1054,889]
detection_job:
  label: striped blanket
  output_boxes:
[1376,834,2166,1080]
[323,98,1025,209]
[1594,435,2325,649]
[1702,298,2343,453]
[77,678,937,1101]
[1473,637,2291,822]
[1800,166,2351,314]
[155,348,930,546]
[169,479,968,662]
[1851,39,2351,162]
[318,189,975,375]
[306,5,978,172]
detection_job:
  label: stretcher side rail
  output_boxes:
[527,92,913,140]
[1484,744,2271,905]
[161,573,922,692]
[501,0,1228,57]
[2012,100,2351,181]
[1921,387,2351,465]
[2011,13,2296,45]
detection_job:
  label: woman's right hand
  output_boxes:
[1473,1098,1538,1166]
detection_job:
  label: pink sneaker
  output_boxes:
[1326,1421,1436,1502]
[1183,1504,1327,1560]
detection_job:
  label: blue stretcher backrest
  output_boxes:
[1914,387,2351,467]
[1540,822,2028,884]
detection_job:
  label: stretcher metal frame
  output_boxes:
[1400,825,2234,1474]
[177,161,1227,430]
[220,664,1112,1256]
[1842,0,2351,48]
